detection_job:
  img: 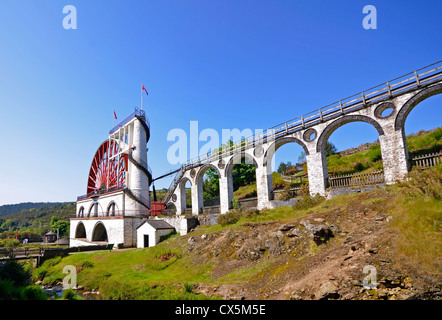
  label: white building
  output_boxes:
[70,108,153,248]
[136,220,175,248]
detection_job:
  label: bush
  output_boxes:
[297,183,310,197]
[183,282,194,293]
[279,184,296,201]
[20,285,48,300]
[353,161,365,172]
[368,145,382,162]
[1,239,20,249]
[0,259,32,286]
[293,194,325,210]
[218,210,241,226]
[63,288,82,300]
[244,209,260,218]
[0,279,16,299]
[397,165,442,199]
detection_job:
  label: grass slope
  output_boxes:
[33,165,441,300]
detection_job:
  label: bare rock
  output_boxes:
[288,228,303,238]
[316,282,340,300]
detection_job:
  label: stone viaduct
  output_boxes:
[164,62,442,215]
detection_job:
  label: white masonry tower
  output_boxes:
[70,108,152,248]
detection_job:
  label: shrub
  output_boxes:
[0,259,32,286]
[63,288,82,300]
[218,210,241,226]
[279,184,296,201]
[2,239,20,249]
[368,144,382,162]
[353,161,365,172]
[0,279,16,299]
[20,285,48,300]
[397,165,442,199]
[244,209,260,218]
[183,282,194,293]
[293,194,325,211]
[297,182,310,197]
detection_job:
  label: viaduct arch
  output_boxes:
[164,62,442,214]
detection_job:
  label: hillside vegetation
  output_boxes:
[32,164,442,300]
[0,203,74,239]
[0,202,68,217]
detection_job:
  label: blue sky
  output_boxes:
[0,1,441,205]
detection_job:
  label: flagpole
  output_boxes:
[141,83,143,111]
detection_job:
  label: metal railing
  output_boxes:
[109,108,149,134]
[162,61,442,200]
[71,209,151,219]
[77,184,126,201]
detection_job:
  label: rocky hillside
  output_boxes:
[177,167,442,300]
[34,166,441,300]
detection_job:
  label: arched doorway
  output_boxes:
[75,222,86,239]
[92,222,108,242]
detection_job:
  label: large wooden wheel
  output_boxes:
[87,140,127,194]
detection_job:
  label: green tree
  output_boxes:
[203,168,220,201]
[232,161,256,191]
[298,151,306,163]
[325,141,337,156]
[277,161,292,175]
[50,218,69,238]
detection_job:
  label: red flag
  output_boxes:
[142,84,148,95]
[114,110,117,119]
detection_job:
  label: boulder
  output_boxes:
[288,228,303,238]
[304,223,333,245]
[316,282,340,300]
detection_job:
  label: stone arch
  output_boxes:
[75,222,86,239]
[78,206,84,218]
[263,136,310,168]
[316,115,384,153]
[92,222,108,242]
[395,83,442,131]
[88,203,98,217]
[106,202,117,216]
[196,164,222,211]
[224,152,258,178]
[179,176,192,189]
[166,202,177,211]
[178,176,192,212]
[196,163,222,183]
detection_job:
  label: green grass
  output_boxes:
[327,127,442,176]
[388,165,442,274]
[217,259,273,284]
[33,240,215,299]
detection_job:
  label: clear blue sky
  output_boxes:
[0,1,441,205]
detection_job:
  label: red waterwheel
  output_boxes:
[87,140,127,194]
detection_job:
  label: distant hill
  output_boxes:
[0,202,69,217]
[0,202,75,237]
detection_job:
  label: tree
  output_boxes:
[298,151,306,163]
[203,168,220,201]
[325,141,337,156]
[277,162,287,175]
[232,161,256,191]
[277,161,292,175]
[216,139,256,191]
[50,217,69,238]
